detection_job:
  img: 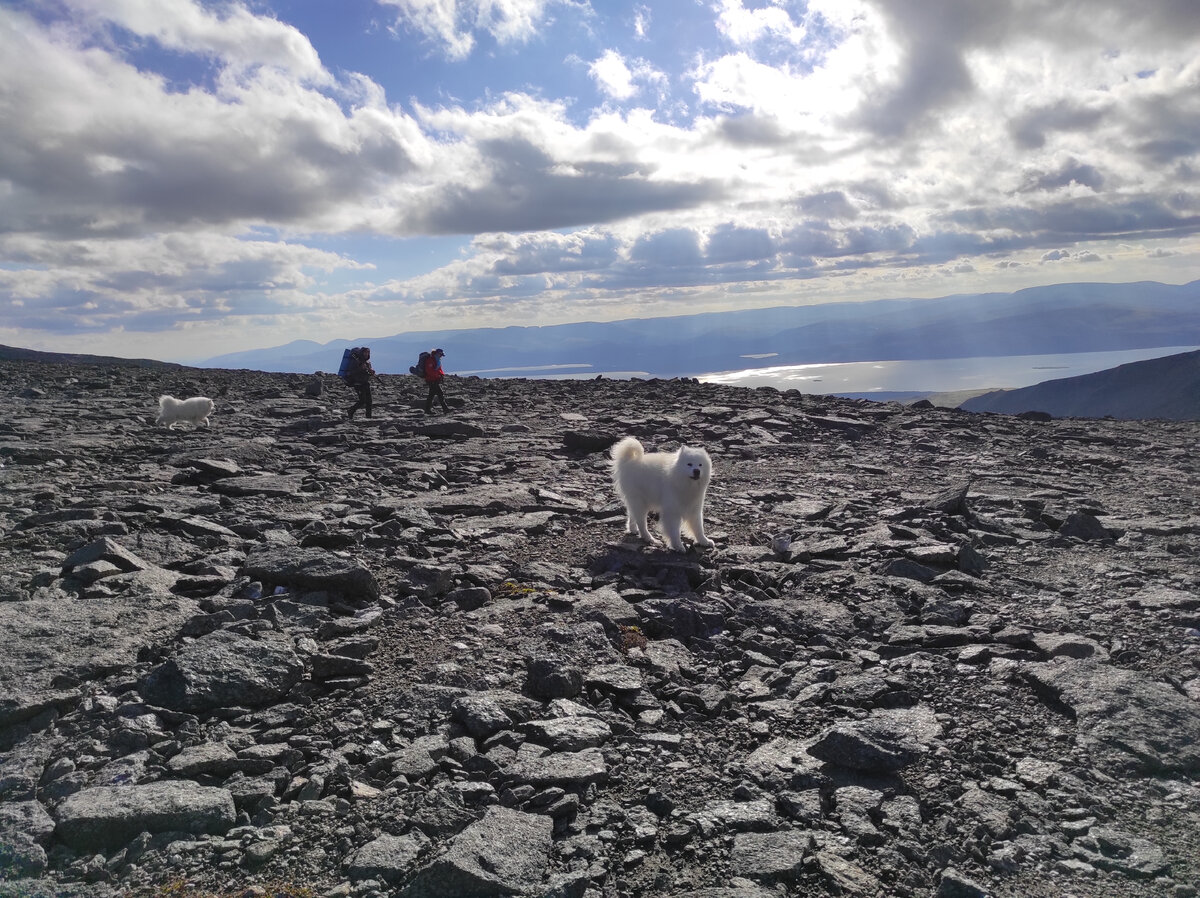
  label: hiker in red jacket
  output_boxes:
[422,348,449,414]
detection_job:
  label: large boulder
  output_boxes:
[139,628,304,712]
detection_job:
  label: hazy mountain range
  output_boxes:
[6,279,1199,419]
[199,280,1200,379]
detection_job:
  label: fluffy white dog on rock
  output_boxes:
[610,436,714,552]
[156,395,215,429]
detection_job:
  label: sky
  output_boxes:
[2,0,1200,364]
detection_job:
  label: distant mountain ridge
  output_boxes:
[0,344,180,369]
[198,279,1200,379]
[960,349,1200,420]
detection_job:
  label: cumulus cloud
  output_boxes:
[588,50,665,101]
[0,232,365,335]
[4,0,1200,358]
[1020,158,1106,193]
[0,5,431,239]
[1040,248,1102,264]
[73,0,330,81]
[482,230,621,275]
[377,0,564,59]
[714,0,809,50]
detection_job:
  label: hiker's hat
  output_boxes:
[434,348,444,356]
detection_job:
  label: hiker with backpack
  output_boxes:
[342,346,377,420]
[420,348,449,414]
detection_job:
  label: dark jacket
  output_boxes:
[347,352,375,385]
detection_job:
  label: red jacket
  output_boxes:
[423,355,444,383]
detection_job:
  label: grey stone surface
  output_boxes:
[348,831,431,884]
[1024,659,1200,774]
[53,782,236,851]
[139,628,304,711]
[400,806,552,897]
[2,361,1199,898]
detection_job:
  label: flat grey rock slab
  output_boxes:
[729,830,812,886]
[743,738,821,790]
[53,781,236,852]
[0,592,199,693]
[240,547,379,602]
[574,587,640,630]
[349,831,432,884]
[1024,659,1200,774]
[523,716,612,752]
[61,537,152,573]
[400,806,552,897]
[423,484,536,514]
[139,628,304,712]
[691,799,779,834]
[503,748,609,788]
[1128,585,1200,610]
[808,705,943,773]
[210,474,307,497]
[584,663,643,694]
[0,800,55,846]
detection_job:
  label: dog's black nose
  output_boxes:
[691,470,701,479]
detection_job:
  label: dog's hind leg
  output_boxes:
[626,501,656,543]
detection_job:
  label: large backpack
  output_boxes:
[339,347,367,382]
[409,351,431,376]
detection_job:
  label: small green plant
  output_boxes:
[619,625,648,653]
[495,580,539,598]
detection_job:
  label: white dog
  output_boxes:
[156,395,215,429]
[610,436,714,552]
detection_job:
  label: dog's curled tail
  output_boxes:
[610,436,644,464]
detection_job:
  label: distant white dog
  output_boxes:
[610,436,714,552]
[156,395,215,429]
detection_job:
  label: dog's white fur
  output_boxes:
[610,436,713,552]
[156,395,214,429]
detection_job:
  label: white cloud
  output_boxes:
[72,0,329,82]
[632,5,650,40]
[4,0,1200,360]
[714,0,808,49]
[589,50,638,100]
[588,49,665,101]
[377,0,564,59]
[0,6,435,239]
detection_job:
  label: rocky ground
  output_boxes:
[1,360,1199,898]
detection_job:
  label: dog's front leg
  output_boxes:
[660,512,685,551]
[688,512,714,548]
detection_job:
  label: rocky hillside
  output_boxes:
[1,361,1199,898]
[960,349,1200,420]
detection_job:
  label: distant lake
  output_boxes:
[696,346,1200,396]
